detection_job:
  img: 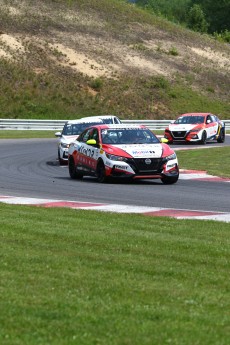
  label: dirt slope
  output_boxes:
[0,0,229,119]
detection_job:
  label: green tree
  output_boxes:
[187,3,208,33]
[190,0,230,33]
[136,0,191,23]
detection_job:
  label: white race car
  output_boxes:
[68,124,179,184]
[55,115,122,164]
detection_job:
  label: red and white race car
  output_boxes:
[68,124,179,184]
[164,113,225,144]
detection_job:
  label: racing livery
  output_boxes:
[164,113,225,144]
[68,124,179,184]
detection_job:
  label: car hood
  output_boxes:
[169,123,202,131]
[61,135,79,144]
[104,144,163,158]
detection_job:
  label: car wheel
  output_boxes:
[200,131,207,145]
[161,175,179,185]
[68,157,83,179]
[58,150,66,165]
[96,161,108,183]
[217,129,225,143]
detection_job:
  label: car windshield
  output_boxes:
[101,128,160,145]
[174,116,205,124]
[63,122,102,135]
[100,118,113,124]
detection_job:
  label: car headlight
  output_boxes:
[61,143,70,148]
[164,153,177,161]
[105,153,128,162]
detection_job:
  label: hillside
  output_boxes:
[0,0,229,120]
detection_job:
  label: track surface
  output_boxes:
[0,137,229,214]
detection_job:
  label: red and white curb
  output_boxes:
[180,169,230,182]
[0,195,230,223]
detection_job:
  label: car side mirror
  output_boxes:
[161,137,168,143]
[206,119,211,124]
[86,139,97,146]
[55,132,62,137]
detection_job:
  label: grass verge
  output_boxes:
[176,146,230,178]
[0,130,56,139]
[1,203,230,345]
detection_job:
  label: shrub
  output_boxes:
[187,4,208,33]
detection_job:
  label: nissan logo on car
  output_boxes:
[145,158,151,165]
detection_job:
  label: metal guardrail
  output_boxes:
[0,119,230,131]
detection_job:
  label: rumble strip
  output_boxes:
[0,195,230,223]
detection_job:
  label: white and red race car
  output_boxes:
[164,113,225,144]
[68,124,179,184]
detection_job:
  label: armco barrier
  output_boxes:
[0,118,230,131]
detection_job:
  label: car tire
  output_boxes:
[68,156,83,179]
[96,161,108,183]
[161,175,179,185]
[200,131,207,145]
[217,129,225,143]
[58,150,66,165]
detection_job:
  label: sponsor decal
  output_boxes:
[114,165,128,170]
[132,150,156,155]
[79,145,95,158]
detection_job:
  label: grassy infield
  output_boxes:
[1,131,230,344]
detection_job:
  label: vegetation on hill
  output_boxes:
[0,0,229,121]
[135,0,230,39]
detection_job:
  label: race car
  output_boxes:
[55,115,122,165]
[55,118,105,165]
[68,124,179,184]
[164,113,225,144]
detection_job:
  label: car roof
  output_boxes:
[81,115,121,123]
[65,117,104,125]
[179,113,211,117]
[83,115,119,119]
[83,124,147,130]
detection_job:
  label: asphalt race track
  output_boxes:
[0,137,229,215]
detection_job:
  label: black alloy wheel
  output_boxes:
[161,175,179,184]
[96,162,108,183]
[217,129,225,143]
[68,157,83,179]
[201,131,207,144]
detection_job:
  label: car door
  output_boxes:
[76,128,100,174]
[206,114,218,138]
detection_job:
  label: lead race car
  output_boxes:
[68,124,179,184]
[164,112,225,144]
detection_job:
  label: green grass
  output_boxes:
[0,130,56,139]
[1,203,230,345]
[176,146,230,178]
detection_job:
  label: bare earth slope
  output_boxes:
[0,0,229,119]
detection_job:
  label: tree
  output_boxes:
[190,0,230,33]
[187,4,208,33]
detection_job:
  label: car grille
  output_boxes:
[171,131,187,139]
[127,158,163,174]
